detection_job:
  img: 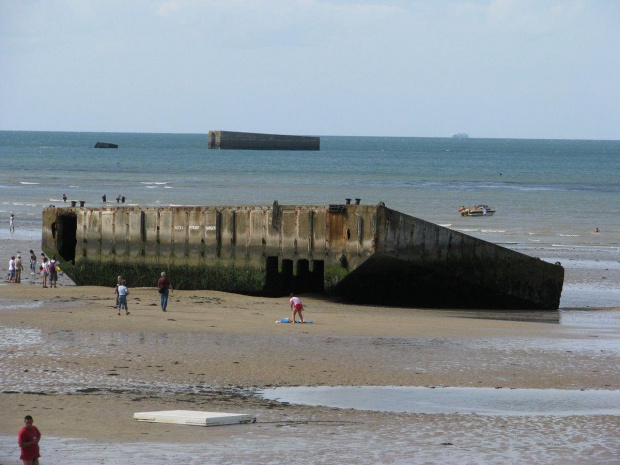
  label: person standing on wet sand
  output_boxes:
[114,275,123,307]
[289,293,305,323]
[117,280,130,315]
[18,415,41,465]
[29,250,37,275]
[48,256,59,288]
[157,271,173,312]
[8,256,16,282]
[10,213,15,233]
[40,257,49,288]
[15,254,23,283]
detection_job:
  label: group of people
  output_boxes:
[101,194,126,203]
[8,251,60,287]
[113,271,174,315]
[7,254,23,283]
[37,252,60,288]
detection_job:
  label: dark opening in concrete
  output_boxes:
[56,213,78,262]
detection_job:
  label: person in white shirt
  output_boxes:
[289,293,305,323]
[117,280,130,315]
[8,256,16,282]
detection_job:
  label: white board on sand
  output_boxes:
[133,410,256,427]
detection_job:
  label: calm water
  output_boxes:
[1,131,619,306]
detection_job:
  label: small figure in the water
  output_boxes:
[595,227,600,233]
[62,193,67,202]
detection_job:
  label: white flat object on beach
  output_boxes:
[133,410,256,427]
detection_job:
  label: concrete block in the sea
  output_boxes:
[94,142,118,148]
[208,130,320,151]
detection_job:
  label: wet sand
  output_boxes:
[1,236,619,463]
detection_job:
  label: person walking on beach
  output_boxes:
[114,275,123,308]
[289,293,305,323]
[48,256,59,288]
[15,254,23,283]
[18,415,41,465]
[117,280,130,315]
[29,250,37,275]
[9,213,15,233]
[41,257,49,288]
[157,272,173,312]
[8,256,16,282]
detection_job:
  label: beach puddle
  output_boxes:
[258,386,620,416]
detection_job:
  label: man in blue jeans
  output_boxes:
[157,271,173,312]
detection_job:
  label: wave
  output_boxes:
[19,182,40,185]
[141,182,169,185]
[558,234,581,237]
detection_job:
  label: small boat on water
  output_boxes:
[451,132,469,139]
[458,205,496,217]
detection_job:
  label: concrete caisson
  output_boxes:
[42,203,564,310]
[208,131,320,151]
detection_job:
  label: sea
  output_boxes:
[1,131,619,308]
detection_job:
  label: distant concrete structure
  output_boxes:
[208,130,320,151]
[42,202,563,310]
[94,142,118,148]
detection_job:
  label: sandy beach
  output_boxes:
[1,236,619,464]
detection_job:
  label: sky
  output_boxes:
[1,0,619,139]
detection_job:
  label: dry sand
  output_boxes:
[1,237,619,463]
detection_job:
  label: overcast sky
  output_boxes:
[1,0,618,139]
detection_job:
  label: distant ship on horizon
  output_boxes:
[451,132,469,139]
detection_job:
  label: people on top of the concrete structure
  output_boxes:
[157,272,173,312]
[289,293,305,323]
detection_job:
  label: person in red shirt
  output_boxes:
[157,271,173,312]
[18,415,41,464]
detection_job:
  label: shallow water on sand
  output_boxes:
[258,386,620,416]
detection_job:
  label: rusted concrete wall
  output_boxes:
[208,130,320,151]
[42,203,564,310]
